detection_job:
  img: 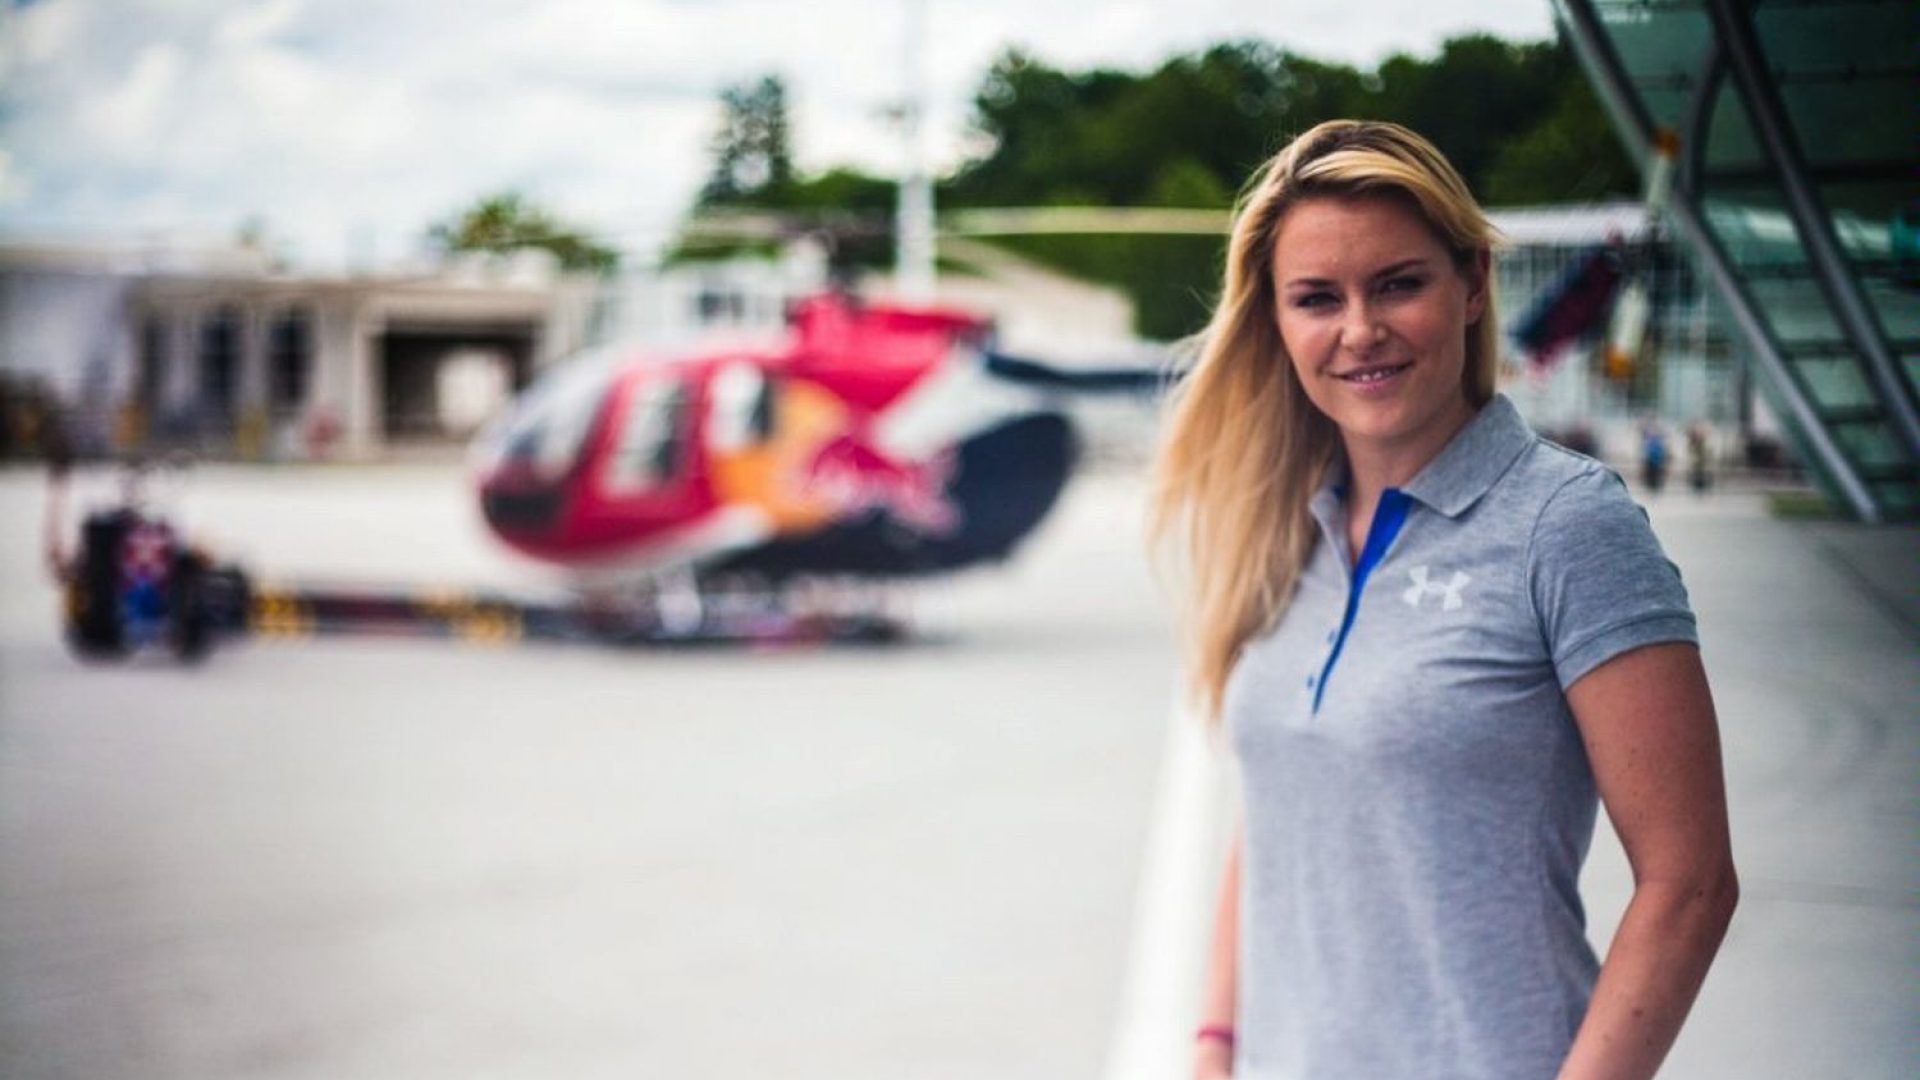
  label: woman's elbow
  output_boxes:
[1644,857,1739,943]
[1682,858,1740,946]
[1706,860,1740,930]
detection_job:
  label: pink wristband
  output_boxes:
[1196,1024,1236,1046]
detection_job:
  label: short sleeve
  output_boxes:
[1528,465,1697,690]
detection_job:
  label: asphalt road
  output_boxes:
[1,464,1174,1080]
[1,464,1913,1079]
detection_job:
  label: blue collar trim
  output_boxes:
[1312,487,1413,714]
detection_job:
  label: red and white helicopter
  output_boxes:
[469,288,1164,635]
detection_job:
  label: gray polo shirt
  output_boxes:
[1225,395,1697,1080]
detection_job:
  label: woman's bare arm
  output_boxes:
[1559,642,1738,1080]
[1194,824,1241,1079]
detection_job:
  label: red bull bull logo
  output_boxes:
[801,435,961,536]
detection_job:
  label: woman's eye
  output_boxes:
[1381,275,1426,295]
[1294,292,1337,310]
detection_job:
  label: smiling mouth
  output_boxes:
[1336,363,1412,384]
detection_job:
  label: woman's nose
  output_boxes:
[1339,303,1385,352]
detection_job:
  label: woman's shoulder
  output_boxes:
[1492,431,1638,524]
[1514,437,1696,684]
[1515,436,1674,579]
[1528,431,1614,482]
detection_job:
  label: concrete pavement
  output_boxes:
[0,465,1913,1078]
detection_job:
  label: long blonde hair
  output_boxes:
[1149,120,1501,721]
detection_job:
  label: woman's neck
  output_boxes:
[1339,396,1479,557]
[1342,398,1478,507]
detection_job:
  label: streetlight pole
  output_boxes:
[894,0,936,302]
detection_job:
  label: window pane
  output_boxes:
[605,379,688,492]
[139,316,166,407]
[1594,0,1715,132]
[1821,183,1920,396]
[1701,84,1763,176]
[1871,478,1919,515]
[1700,185,1858,353]
[1751,1,1917,74]
[1790,354,1875,411]
[1751,1,1919,170]
[1833,421,1905,469]
[269,310,312,413]
[199,306,241,415]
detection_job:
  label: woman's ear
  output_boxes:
[1465,248,1492,324]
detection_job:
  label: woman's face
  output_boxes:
[1270,193,1487,466]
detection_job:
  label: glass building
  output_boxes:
[1554,0,1920,520]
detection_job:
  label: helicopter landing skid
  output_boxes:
[567,574,910,648]
[247,576,909,651]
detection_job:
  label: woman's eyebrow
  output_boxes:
[1280,258,1432,290]
[1368,258,1431,281]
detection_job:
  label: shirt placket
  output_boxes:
[1306,487,1414,715]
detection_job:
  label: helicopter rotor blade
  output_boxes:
[982,351,1174,396]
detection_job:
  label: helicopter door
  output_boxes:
[601,376,692,495]
[707,361,775,453]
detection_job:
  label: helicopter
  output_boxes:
[472,288,1168,609]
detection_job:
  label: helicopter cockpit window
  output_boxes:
[604,377,690,492]
[707,361,774,452]
[474,344,621,479]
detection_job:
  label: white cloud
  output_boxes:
[1,0,1556,267]
[77,42,185,157]
[212,0,305,50]
[14,0,90,65]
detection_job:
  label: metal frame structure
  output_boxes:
[1704,0,1920,456]
[1553,0,1917,521]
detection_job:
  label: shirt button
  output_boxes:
[1306,674,1316,689]
[1325,629,1336,643]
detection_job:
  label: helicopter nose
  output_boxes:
[480,472,566,536]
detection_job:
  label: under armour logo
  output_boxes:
[1403,565,1470,611]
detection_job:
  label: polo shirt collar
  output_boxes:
[1307,394,1535,527]
[1401,393,1535,518]
[1309,462,1348,539]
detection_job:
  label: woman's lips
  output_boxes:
[1335,362,1412,387]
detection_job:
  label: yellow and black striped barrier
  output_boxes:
[251,585,530,646]
[251,587,317,640]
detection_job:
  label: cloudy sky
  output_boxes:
[0,0,1555,269]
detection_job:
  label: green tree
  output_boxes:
[964,51,1153,204]
[941,33,1630,338]
[700,75,796,207]
[672,34,1636,337]
[1365,37,1546,193]
[675,76,900,267]
[1484,78,1636,204]
[428,191,619,274]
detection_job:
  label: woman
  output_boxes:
[1150,121,1737,1080]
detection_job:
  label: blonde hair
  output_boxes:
[1149,120,1501,721]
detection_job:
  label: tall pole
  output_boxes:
[895,0,936,302]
